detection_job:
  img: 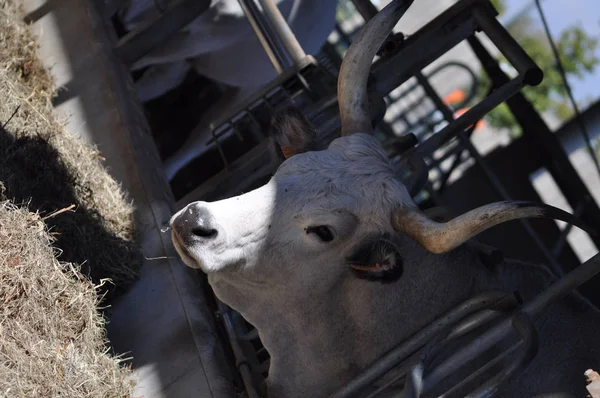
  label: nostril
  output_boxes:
[192,226,218,239]
[180,204,217,239]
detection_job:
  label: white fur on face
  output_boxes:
[170,134,415,278]
[170,181,277,273]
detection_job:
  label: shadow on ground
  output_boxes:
[0,124,141,303]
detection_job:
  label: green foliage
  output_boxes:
[489,0,506,16]
[473,1,599,137]
[335,0,355,23]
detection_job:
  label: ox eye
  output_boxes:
[306,226,335,243]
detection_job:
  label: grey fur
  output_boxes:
[170,133,600,397]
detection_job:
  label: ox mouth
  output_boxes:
[170,229,203,269]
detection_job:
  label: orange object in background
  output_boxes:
[442,89,486,131]
[443,89,466,105]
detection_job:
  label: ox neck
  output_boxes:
[212,244,488,398]
[260,277,388,397]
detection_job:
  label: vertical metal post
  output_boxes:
[256,0,306,66]
[351,0,379,21]
[237,0,288,73]
[218,302,262,398]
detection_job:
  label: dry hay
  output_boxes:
[0,200,135,398]
[0,0,142,301]
[0,1,139,394]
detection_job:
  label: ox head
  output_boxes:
[169,0,590,318]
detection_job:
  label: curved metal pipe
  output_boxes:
[409,311,538,397]
[329,291,515,398]
[406,253,600,398]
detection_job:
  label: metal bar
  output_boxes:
[415,75,525,157]
[434,126,477,193]
[389,61,479,113]
[468,35,600,251]
[421,311,538,397]
[389,98,433,126]
[435,344,520,398]
[367,303,520,397]
[369,0,539,98]
[463,130,559,263]
[406,153,429,197]
[351,0,379,21]
[418,252,600,396]
[423,179,447,209]
[329,291,517,398]
[208,57,314,131]
[437,148,468,193]
[446,308,505,342]
[387,61,481,132]
[175,141,275,207]
[426,141,462,167]
[246,0,294,67]
[238,0,286,73]
[405,303,516,398]
[229,0,501,145]
[114,0,211,67]
[219,302,262,398]
[461,130,564,274]
[430,80,489,192]
[535,0,600,180]
[231,119,246,141]
[552,199,586,257]
[371,0,490,97]
[526,252,600,315]
[363,371,407,398]
[256,0,306,66]
[356,291,521,398]
[209,122,230,169]
[472,7,542,86]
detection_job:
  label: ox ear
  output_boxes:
[346,234,404,283]
[269,106,318,159]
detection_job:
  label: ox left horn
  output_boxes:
[392,201,596,254]
[337,0,414,137]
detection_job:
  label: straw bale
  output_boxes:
[0,0,142,300]
[0,200,135,398]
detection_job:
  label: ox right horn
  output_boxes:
[338,0,414,137]
[392,201,596,254]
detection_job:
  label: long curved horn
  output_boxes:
[392,201,595,254]
[338,0,414,136]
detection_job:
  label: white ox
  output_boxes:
[119,0,337,180]
[169,1,600,396]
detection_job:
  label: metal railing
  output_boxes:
[334,252,600,397]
